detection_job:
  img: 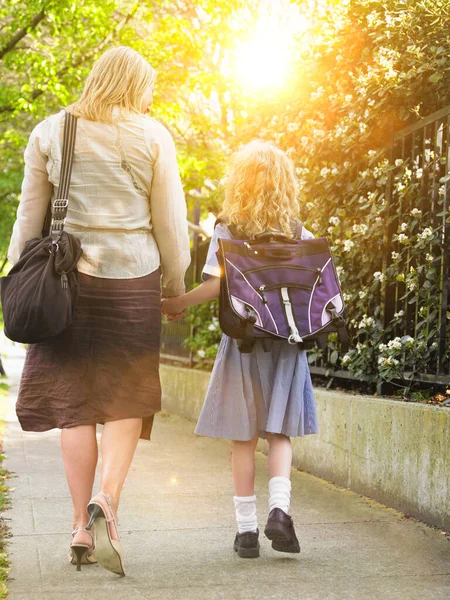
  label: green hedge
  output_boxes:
[185,0,450,392]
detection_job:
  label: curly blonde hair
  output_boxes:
[219,141,300,238]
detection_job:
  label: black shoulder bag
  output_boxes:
[1,111,82,343]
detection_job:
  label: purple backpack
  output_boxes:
[216,222,347,352]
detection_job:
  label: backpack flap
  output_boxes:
[217,236,347,348]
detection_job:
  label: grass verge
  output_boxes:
[0,382,10,599]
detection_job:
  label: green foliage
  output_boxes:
[184,289,221,368]
[184,0,450,390]
[1,0,450,391]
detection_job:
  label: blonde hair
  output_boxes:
[69,46,156,123]
[219,141,300,238]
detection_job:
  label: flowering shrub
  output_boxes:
[184,0,450,391]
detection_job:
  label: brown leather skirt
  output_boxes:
[16,269,161,440]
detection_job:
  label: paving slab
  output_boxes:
[1,347,450,600]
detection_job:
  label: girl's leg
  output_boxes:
[61,424,98,545]
[98,417,143,515]
[266,433,292,479]
[266,433,293,513]
[231,433,259,496]
[264,433,300,553]
[232,434,259,535]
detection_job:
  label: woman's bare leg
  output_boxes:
[61,424,98,545]
[98,418,143,516]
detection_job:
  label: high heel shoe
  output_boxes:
[69,528,97,571]
[87,492,125,576]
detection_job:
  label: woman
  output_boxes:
[7,46,191,576]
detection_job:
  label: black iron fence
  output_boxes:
[161,107,450,388]
[383,106,450,385]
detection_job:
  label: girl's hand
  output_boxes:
[161,296,186,316]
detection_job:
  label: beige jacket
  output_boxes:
[8,109,191,296]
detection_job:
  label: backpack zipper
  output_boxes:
[246,265,322,285]
[260,283,313,292]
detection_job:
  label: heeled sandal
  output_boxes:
[69,527,97,571]
[87,492,125,576]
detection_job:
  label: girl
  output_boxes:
[162,141,318,558]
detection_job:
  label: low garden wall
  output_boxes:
[161,364,450,531]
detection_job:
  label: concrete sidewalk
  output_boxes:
[2,349,450,600]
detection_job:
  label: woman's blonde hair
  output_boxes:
[69,46,156,123]
[219,141,300,238]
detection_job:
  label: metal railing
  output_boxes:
[382,106,450,385]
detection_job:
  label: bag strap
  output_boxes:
[48,111,78,241]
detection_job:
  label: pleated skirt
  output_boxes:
[195,335,319,441]
[16,269,162,440]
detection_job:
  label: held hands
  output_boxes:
[161,295,186,322]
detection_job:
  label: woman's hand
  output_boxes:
[161,295,186,321]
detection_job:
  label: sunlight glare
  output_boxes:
[234,2,308,92]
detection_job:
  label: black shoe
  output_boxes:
[264,508,300,553]
[233,529,260,558]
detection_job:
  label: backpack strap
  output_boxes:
[237,307,258,353]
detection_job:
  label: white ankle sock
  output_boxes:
[233,495,258,533]
[268,476,292,513]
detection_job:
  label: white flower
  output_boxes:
[394,310,404,319]
[359,290,367,299]
[358,315,375,329]
[311,223,319,232]
[342,353,352,365]
[336,266,344,278]
[344,161,351,168]
[397,233,409,244]
[395,158,403,167]
[403,335,414,348]
[439,185,445,197]
[343,292,351,301]
[404,168,412,179]
[359,123,368,134]
[327,226,333,234]
[391,251,399,260]
[331,168,339,176]
[373,271,385,282]
[396,182,405,193]
[353,223,369,235]
[306,202,314,210]
[410,208,422,217]
[416,168,423,179]
[368,150,377,157]
[343,240,354,252]
[345,94,353,102]
[418,227,433,241]
[359,196,367,204]
[426,253,433,262]
[329,216,340,226]
[301,136,309,146]
[407,280,417,291]
[197,349,206,358]
[400,222,408,232]
[320,167,331,177]
[387,337,402,350]
[208,323,217,331]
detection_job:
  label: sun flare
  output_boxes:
[233,3,308,92]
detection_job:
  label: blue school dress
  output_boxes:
[194,223,319,442]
